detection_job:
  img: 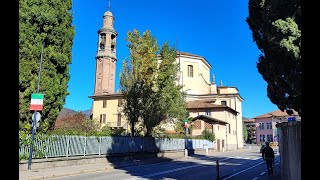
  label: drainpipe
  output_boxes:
[225,111,228,151]
[235,97,238,149]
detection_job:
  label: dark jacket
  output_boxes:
[262,146,275,160]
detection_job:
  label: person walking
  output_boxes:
[262,141,275,176]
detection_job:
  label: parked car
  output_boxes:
[260,143,266,153]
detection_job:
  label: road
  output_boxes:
[49,148,280,180]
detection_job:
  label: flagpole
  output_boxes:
[28,41,45,170]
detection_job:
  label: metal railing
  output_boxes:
[19,135,214,159]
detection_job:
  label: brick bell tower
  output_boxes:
[94,4,117,95]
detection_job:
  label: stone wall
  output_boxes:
[276,121,301,180]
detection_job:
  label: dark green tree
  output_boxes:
[19,0,75,132]
[246,0,301,115]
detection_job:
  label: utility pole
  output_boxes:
[27,41,45,170]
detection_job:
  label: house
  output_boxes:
[88,7,244,151]
[254,109,300,145]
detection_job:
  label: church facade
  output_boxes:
[89,7,244,151]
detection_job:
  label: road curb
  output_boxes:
[20,168,108,180]
[19,157,176,180]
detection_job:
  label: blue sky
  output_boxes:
[65,0,278,118]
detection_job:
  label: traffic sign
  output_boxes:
[288,117,295,122]
[32,112,41,128]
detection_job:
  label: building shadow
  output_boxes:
[105,136,175,169]
[103,152,281,180]
[100,137,281,180]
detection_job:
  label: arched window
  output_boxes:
[100,33,106,50]
[187,65,193,77]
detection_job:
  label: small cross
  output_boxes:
[108,1,110,11]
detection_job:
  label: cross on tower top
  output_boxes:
[108,1,110,11]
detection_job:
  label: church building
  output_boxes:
[89,6,244,151]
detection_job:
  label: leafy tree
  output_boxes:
[246,0,301,115]
[120,29,188,137]
[243,121,248,141]
[51,112,115,136]
[120,29,155,137]
[19,0,75,133]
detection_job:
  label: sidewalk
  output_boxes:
[19,156,178,180]
[19,148,281,180]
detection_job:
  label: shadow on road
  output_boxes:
[100,141,281,180]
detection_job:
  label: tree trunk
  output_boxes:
[131,122,135,137]
[146,127,152,137]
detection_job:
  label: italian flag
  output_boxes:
[29,93,44,111]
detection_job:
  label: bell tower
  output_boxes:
[94,3,117,95]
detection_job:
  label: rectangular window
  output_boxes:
[270,134,273,142]
[229,124,231,134]
[261,123,264,129]
[221,101,227,106]
[103,100,107,108]
[102,114,106,123]
[100,114,102,124]
[187,65,193,77]
[118,99,122,107]
[262,135,265,142]
[117,114,121,127]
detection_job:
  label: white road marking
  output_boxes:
[222,161,265,180]
[126,154,270,180]
[252,177,258,180]
[220,157,231,161]
[125,157,234,180]
[124,164,203,180]
[260,172,266,176]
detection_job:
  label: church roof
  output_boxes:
[176,51,204,58]
[176,51,212,68]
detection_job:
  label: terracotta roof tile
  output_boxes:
[243,118,255,123]
[254,109,299,119]
[186,99,220,109]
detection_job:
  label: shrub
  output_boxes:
[201,129,215,142]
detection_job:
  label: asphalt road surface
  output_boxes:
[49,149,280,180]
